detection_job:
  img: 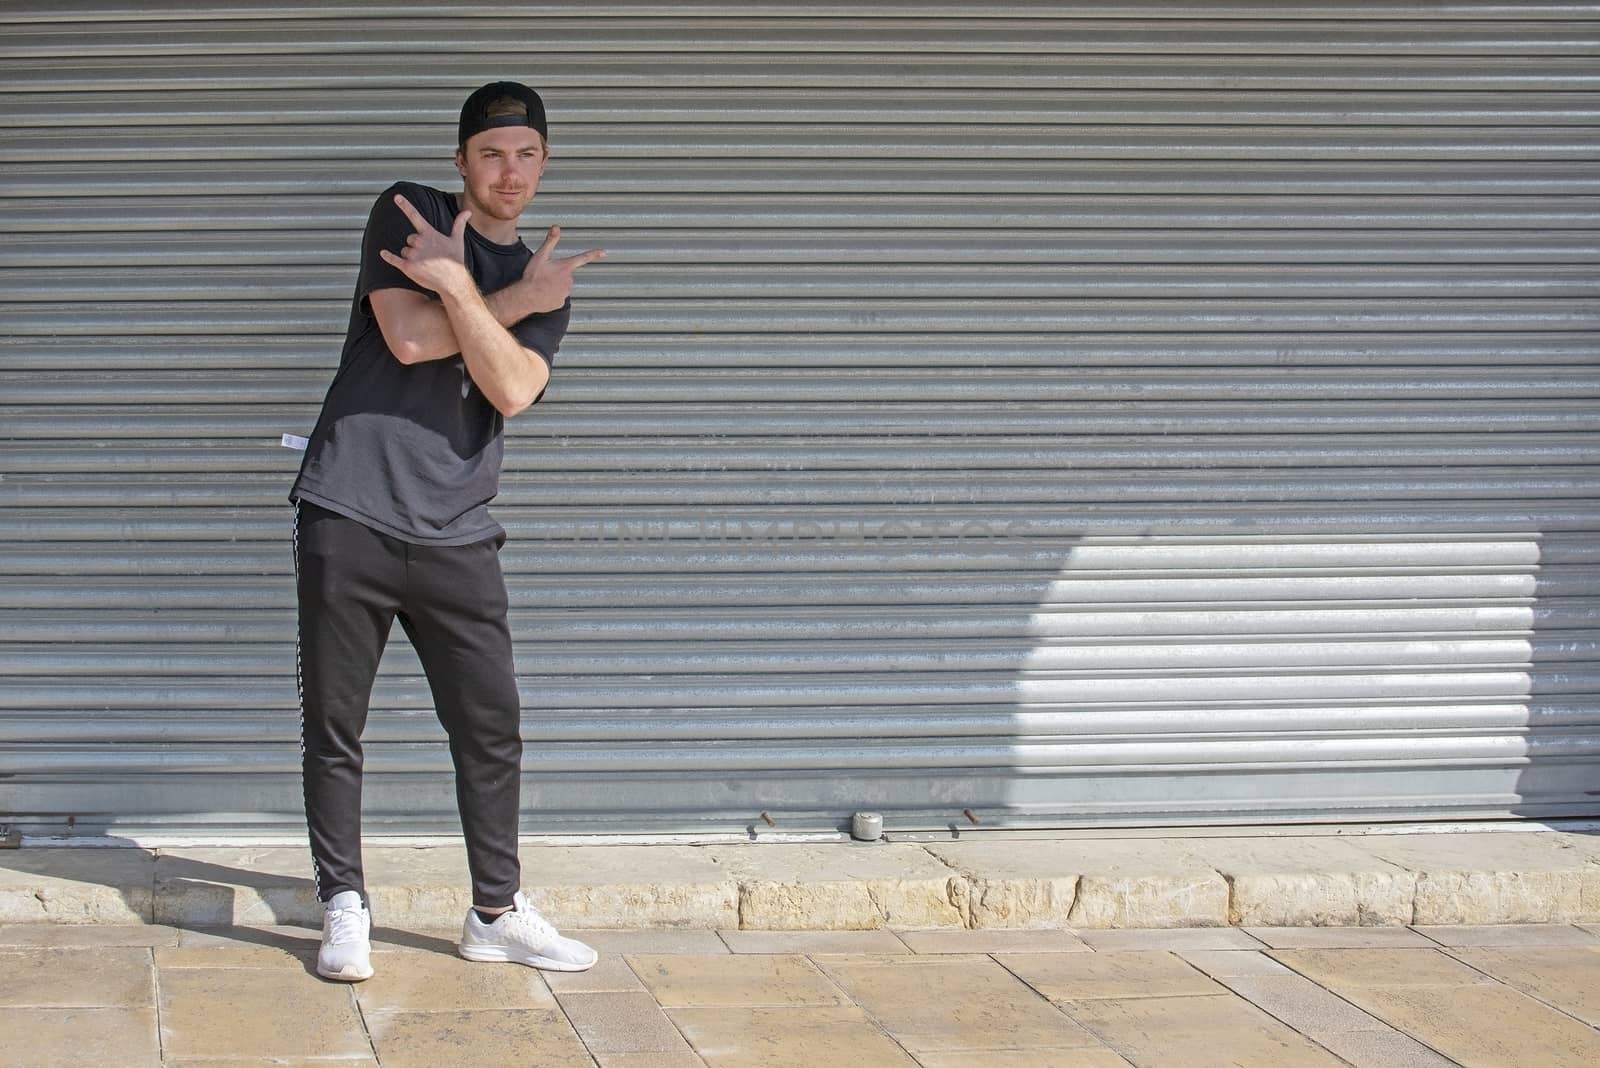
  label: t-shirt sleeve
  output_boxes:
[511,298,571,368]
[356,182,445,309]
[510,299,571,406]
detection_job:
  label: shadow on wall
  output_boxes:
[1513,532,1600,824]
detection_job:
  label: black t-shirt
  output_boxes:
[291,181,569,545]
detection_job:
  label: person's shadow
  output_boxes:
[0,842,459,980]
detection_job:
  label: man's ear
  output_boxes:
[454,148,466,177]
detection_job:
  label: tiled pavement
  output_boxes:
[4,922,1600,1066]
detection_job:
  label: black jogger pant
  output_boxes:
[293,501,522,909]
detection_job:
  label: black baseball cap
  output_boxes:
[458,81,548,149]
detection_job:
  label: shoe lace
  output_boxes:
[500,904,558,947]
[326,904,367,945]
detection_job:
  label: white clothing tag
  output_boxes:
[281,433,309,451]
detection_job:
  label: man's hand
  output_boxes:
[521,226,606,312]
[379,194,474,299]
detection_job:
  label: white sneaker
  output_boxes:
[458,891,598,972]
[316,890,374,981]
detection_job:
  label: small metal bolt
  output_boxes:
[963,808,980,825]
[760,811,776,827]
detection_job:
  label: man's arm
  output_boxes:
[373,193,603,367]
[378,205,591,417]
[371,285,542,366]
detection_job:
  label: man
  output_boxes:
[289,82,604,981]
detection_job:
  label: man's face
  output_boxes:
[455,126,548,225]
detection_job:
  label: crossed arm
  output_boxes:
[372,194,604,417]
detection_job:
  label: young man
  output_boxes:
[289,82,604,981]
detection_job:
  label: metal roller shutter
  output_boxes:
[1,2,1596,837]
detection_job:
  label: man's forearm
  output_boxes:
[390,277,545,364]
[437,280,549,417]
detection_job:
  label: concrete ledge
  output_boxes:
[2,829,1599,930]
[0,849,154,924]
[1353,831,1600,925]
[704,843,965,930]
[925,839,1230,929]
[1181,837,1418,927]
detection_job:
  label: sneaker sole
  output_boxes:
[317,962,374,982]
[458,944,597,972]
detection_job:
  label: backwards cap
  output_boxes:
[458,81,548,149]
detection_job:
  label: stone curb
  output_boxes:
[3,830,1599,930]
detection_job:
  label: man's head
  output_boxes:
[458,81,547,152]
[455,81,550,230]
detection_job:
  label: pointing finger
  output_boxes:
[391,193,433,232]
[558,248,607,271]
[532,225,562,262]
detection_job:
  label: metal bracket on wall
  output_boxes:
[0,825,19,849]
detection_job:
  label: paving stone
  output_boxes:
[161,926,320,969]
[164,1060,378,1067]
[557,990,696,1054]
[0,848,155,923]
[352,950,559,1012]
[1447,945,1600,1025]
[703,843,964,930]
[1244,926,1436,949]
[154,847,320,926]
[576,929,729,955]
[158,966,371,1060]
[996,950,1223,1001]
[926,839,1228,929]
[913,1051,1133,1068]
[1351,832,1599,924]
[0,923,179,948]
[666,1005,919,1066]
[1178,950,1295,978]
[629,953,849,1008]
[174,925,320,949]
[1183,836,1417,927]
[1271,947,1498,989]
[894,928,1090,954]
[364,1008,592,1067]
[1308,1029,1459,1068]
[718,929,911,955]
[543,952,649,994]
[1325,981,1600,1067]
[6,1007,160,1068]
[367,926,462,956]
[1217,973,1389,1036]
[593,1054,708,1068]
[816,956,1099,1053]
[1413,923,1600,947]
[1075,927,1267,952]
[1063,993,1346,1067]
[0,946,153,1007]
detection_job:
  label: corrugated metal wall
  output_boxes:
[1,2,1596,836]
